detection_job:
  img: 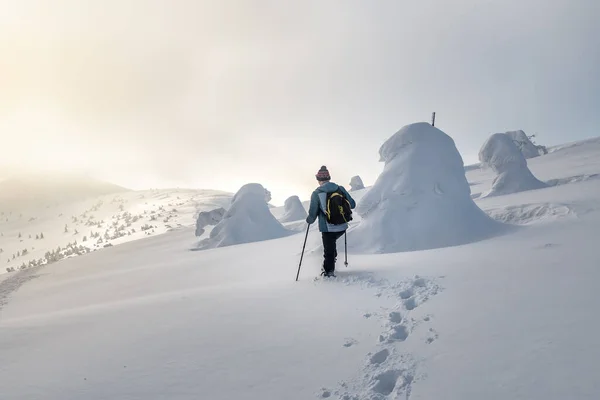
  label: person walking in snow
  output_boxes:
[306,166,356,277]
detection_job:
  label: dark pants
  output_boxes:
[322,231,345,274]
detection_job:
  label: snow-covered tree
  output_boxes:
[349,176,365,191]
[279,196,308,223]
[504,130,547,158]
[479,133,548,198]
[196,183,291,250]
[195,208,226,236]
[352,122,502,254]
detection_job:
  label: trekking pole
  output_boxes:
[344,232,348,267]
[295,224,310,281]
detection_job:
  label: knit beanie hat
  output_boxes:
[315,166,331,181]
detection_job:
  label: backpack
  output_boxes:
[325,189,353,225]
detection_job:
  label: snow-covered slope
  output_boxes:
[1,136,600,400]
[0,188,232,274]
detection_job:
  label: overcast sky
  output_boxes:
[1,0,599,204]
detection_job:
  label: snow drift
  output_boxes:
[351,122,503,254]
[349,176,365,191]
[279,196,307,223]
[195,208,226,236]
[479,133,548,198]
[505,130,540,159]
[195,183,291,249]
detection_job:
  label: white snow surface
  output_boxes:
[505,129,541,158]
[349,175,365,191]
[479,133,548,198]
[279,195,308,223]
[351,122,503,253]
[195,183,291,249]
[2,135,600,400]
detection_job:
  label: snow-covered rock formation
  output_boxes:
[351,122,502,254]
[349,176,365,191]
[195,208,226,236]
[279,195,307,223]
[195,183,291,249]
[505,130,540,159]
[479,133,548,197]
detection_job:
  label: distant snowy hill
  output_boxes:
[0,172,129,210]
[0,187,232,274]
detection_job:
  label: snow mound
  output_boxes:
[505,130,540,159]
[351,122,503,254]
[486,203,573,225]
[349,176,365,191]
[279,196,307,223]
[195,208,226,236]
[195,183,291,249]
[479,133,548,198]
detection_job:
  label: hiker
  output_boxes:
[306,166,356,277]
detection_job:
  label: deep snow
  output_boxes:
[2,135,600,400]
[351,122,503,254]
[479,132,548,198]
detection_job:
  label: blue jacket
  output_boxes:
[306,182,356,232]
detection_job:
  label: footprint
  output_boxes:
[363,313,372,319]
[426,328,439,344]
[388,324,409,342]
[343,338,358,348]
[413,278,427,288]
[389,311,402,323]
[404,297,417,311]
[399,288,413,299]
[320,389,331,398]
[371,370,401,396]
[370,348,390,365]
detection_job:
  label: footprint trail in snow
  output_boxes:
[316,273,443,399]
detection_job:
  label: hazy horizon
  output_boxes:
[1,0,599,205]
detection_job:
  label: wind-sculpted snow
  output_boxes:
[279,196,307,223]
[195,183,292,249]
[349,176,365,191]
[479,133,548,197]
[351,122,503,254]
[195,208,226,236]
[505,130,540,159]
